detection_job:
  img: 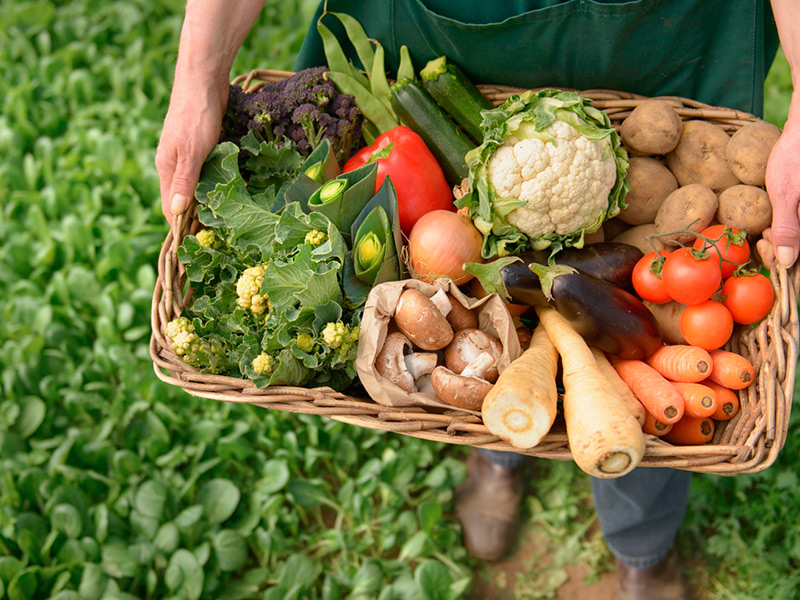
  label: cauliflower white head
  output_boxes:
[487,120,618,237]
[462,89,628,256]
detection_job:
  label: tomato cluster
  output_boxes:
[632,225,775,350]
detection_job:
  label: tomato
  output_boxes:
[661,248,722,305]
[722,273,775,324]
[680,300,734,350]
[693,224,751,279]
[632,251,673,303]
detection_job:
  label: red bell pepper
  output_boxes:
[343,126,454,236]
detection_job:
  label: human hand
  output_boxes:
[156,72,227,226]
[761,113,800,268]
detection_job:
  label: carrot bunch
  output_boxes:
[611,344,754,445]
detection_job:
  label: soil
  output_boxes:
[470,530,617,600]
[469,522,701,600]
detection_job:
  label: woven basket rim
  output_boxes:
[150,68,800,475]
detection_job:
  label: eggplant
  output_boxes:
[507,242,643,298]
[532,264,662,359]
[463,258,662,360]
[463,242,643,308]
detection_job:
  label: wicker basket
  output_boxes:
[150,69,800,475]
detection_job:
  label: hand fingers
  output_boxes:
[756,232,776,270]
[768,200,800,267]
[168,150,204,219]
[156,146,177,226]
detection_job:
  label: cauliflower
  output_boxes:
[462,89,628,256]
[487,120,618,238]
[236,265,271,316]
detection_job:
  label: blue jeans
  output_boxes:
[479,449,691,569]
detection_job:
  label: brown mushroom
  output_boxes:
[444,329,503,382]
[445,295,479,332]
[374,333,415,393]
[431,354,495,410]
[394,288,454,350]
[404,352,439,382]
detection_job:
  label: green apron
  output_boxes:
[294,0,778,116]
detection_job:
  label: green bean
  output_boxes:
[317,22,369,88]
[327,71,398,133]
[362,121,380,145]
[397,45,415,81]
[370,44,396,118]
[330,11,375,71]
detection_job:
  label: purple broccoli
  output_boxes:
[222,67,363,164]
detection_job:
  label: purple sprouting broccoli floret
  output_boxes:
[223,67,364,161]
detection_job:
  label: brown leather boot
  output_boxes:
[454,450,524,561]
[616,548,687,600]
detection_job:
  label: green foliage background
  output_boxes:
[0,1,797,599]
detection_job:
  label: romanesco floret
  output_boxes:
[251,352,275,376]
[236,265,271,316]
[165,317,198,355]
[196,228,220,249]
[322,322,360,353]
[183,337,228,374]
[296,333,315,353]
[322,322,346,348]
[304,229,327,247]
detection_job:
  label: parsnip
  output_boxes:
[482,324,558,449]
[537,307,645,478]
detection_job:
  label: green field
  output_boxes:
[1,2,798,598]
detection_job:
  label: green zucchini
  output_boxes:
[421,56,492,142]
[390,78,476,185]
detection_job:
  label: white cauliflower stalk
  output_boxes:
[462,89,628,256]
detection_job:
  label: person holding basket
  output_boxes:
[156,1,800,598]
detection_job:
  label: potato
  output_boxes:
[584,227,605,245]
[618,157,679,225]
[665,120,740,192]
[717,184,772,235]
[643,301,687,345]
[602,217,631,241]
[612,223,666,255]
[655,183,718,246]
[726,121,782,186]
[620,100,683,155]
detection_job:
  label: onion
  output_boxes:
[408,210,484,285]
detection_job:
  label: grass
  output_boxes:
[0,1,797,599]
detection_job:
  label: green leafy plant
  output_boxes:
[0,1,797,599]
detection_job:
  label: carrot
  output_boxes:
[482,323,559,449]
[702,380,740,420]
[537,307,645,478]
[663,416,715,445]
[610,358,685,424]
[707,349,755,390]
[642,411,673,437]
[646,345,712,383]
[672,382,718,418]
[592,348,646,426]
